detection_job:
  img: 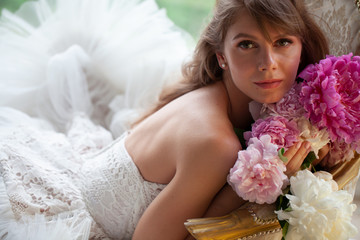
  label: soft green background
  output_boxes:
[0,0,215,39]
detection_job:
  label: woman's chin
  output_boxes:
[256,89,292,104]
[257,96,283,104]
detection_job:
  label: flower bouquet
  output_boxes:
[228,53,360,239]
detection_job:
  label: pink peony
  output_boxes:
[264,83,306,120]
[244,116,300,151]
[299,53,360,146]
[321,141,355,168]
[228,135,288,204]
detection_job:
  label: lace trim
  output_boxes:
[356,0,360,12]
[0,175,14,239]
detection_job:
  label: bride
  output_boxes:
[0,0,356,239]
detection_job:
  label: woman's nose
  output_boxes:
[258,48,278,72]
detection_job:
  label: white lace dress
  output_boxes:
[0,108,166,240]
[81,131,166,239]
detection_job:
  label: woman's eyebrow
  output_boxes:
[232,32,296,42]
[273,33,293,39]
[232,32,256,41]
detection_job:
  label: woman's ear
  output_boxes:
[216,52,227,69]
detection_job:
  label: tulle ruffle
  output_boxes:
[0,0,193,135]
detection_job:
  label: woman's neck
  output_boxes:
[221,75,254,129]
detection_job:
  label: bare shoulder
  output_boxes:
[127,82,241,183]
[178,122,241,173]
[172,83,242,172]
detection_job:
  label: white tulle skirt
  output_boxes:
[0,0,193,136]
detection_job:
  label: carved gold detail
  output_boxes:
[329,153,360,190]
[185,203,282,240]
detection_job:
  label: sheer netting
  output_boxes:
[0,0,193,137]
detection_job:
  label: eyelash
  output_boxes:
[237,38,294,49]
[275,38,293,47]
[238,40,257,49]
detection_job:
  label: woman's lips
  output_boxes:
[255,79,282,89]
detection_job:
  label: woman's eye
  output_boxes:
[238,40,256,49]
[275,39,293,47]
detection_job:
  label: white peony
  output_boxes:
[313,171,338,191]
[276,170,358,240]
[297,117,330,158]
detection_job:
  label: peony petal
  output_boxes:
[299,54,360,145]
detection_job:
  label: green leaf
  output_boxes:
[284,207,293,212]
[278,148,288,163]
[275,188,292,239]
[276,195,284,211]
[275,190,290,211]
[301,151,316,170]
[279,219,287,228]
[282,186,290,195]
[282,222,289,238]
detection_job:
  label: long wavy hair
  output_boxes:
[134,0,328,125]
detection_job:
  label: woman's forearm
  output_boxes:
[203,184,246,218]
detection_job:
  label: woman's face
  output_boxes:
[217,10,302,104]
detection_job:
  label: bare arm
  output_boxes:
[132,135,240,240]
[202,184,246,218]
